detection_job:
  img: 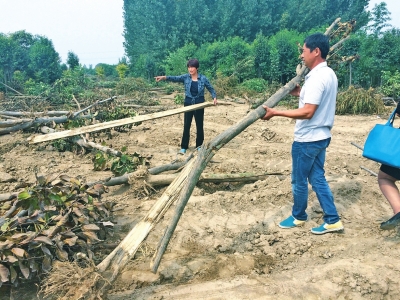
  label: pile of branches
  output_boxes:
[0,96,140,136]
[0,173,115,287]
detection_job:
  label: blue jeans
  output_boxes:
[291,138,340,224]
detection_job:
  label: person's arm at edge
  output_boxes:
[261,104,318,121]
[154,75,166,82]
[203,75,218,105]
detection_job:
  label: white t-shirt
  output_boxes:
[294,62,338,142]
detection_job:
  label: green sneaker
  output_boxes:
[311,220,344,235]
[278,215,307,229]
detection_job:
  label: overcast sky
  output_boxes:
[0,0,124,67]
[0,0,398,67]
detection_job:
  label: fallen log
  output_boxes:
[27,102,216,144]
[0,118,33,128]
[0,111,70,117]
[148,153,195,175]
[100,170,283,187]
[41,126,122,156]
[94,158,197,294]
[72,96,117,119]
[0,114,93,136]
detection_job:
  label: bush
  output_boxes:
[238,78,268,97]
[174,94,184,105]
[115,77,149,95]
[381,70,400,99]
[213,73,239,99]
[336,86,386,115]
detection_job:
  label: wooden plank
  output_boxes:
[27,102,214,144]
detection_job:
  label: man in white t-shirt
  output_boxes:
[262,33,343,235]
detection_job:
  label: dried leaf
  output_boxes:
[72,207,84,217]
[82,231,102,243]
[19,260,30,279]
[41,245,52,257]
[94,202,110,216]
[0,264,9,283]
[34,236,53,246]
[50,179,62,186]
[102,221,114,227]
[9,266,17,283]
[11,248,27,259]
[75,239,87,249]
[30,259,39,273]
[10,233,30,242]
[56,212,70,227]
[87,249,94,260]
[77,216,89,225]
[45,173,59,184]
[0,240,14,251]
[70,178,81,186]
[63,236,78,246]
[55,247,69,261]
[82,224,100,231]
[59,174,72,182]
[6,255,18,263]
[42,255,52,273]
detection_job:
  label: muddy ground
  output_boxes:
[1,95,400,300]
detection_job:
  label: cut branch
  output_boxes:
[28,102,215,144]
[98,170,283,187]
[0,115,93,136]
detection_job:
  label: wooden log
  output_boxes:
[41,126,121,156]
[0,111,70,117]
[0,115,93,136]
[100,170,283,187]
[95,158,197,283]
[27,102,215,144]
[0,118,33,128]
[72,96,117,119]
[148,153,194,175]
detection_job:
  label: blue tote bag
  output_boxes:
[362,108,400,168]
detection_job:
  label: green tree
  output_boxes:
[369,2,392,36]
[116,63,128,79]
[95,65,105,79]
[0,33,17,84]
[28,37,62,83]
[67,51,80,69]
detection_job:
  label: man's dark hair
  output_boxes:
[187,59,199,69]
[304,33,329,59]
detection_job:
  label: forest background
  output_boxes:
[0,0,400,109]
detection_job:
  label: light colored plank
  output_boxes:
[27,102,213,144]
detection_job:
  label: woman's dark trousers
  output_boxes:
[180,103,204,149]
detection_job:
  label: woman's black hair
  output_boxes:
[187,59,199,69]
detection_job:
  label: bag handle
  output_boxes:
[385,108,397,127]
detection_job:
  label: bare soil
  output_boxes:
[1,96,400,300]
